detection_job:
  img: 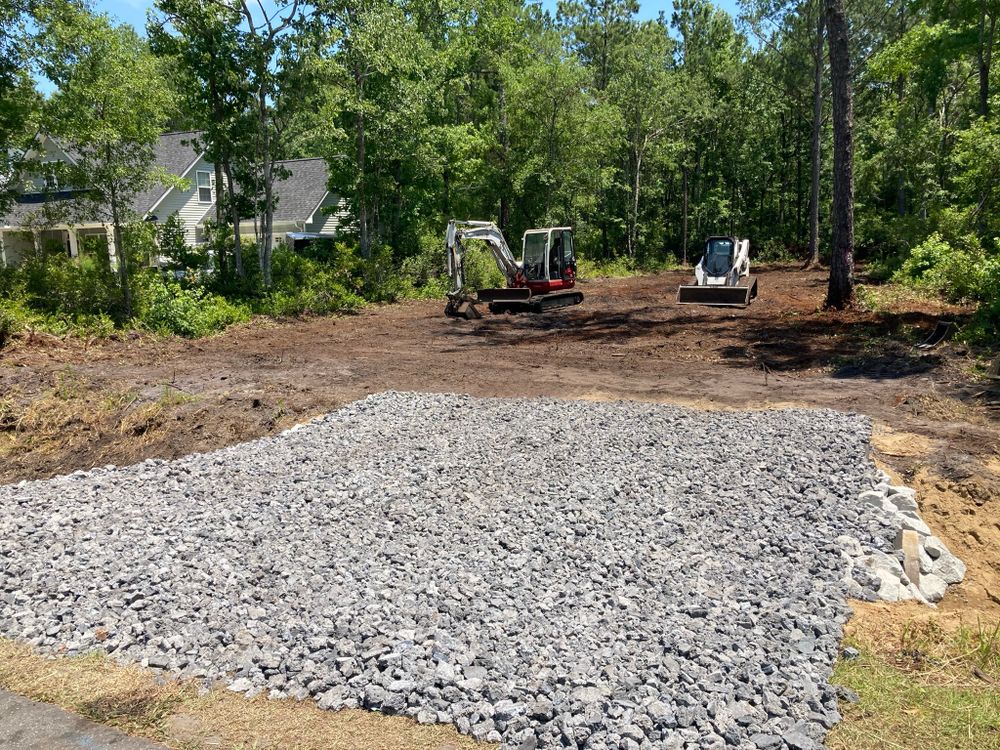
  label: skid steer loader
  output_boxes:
[677,236,758,307]
[444,220,584,319]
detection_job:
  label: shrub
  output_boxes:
[753,238,801,264]
[892,232,986,303]
[258,244,366,315]
[577,254,638,278]
[400,232,450,299]
[137,275,250,337]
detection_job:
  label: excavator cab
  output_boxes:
[522,228,577,290]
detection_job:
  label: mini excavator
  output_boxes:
[444,220,584,319]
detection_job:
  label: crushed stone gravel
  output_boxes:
[0,392,902,749]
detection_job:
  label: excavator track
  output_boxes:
[489,290,584,315]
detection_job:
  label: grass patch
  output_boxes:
[829,619,1000,750]
[0,638,487,750]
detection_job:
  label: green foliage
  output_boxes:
[135,275,250,338]
[256,244,366,316]
[458,244,506,292]
[399,233,450,299]
[156,214,208,278]
[752,239,801,264]
[892,232,988,303]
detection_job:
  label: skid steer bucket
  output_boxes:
[677,277,758,307]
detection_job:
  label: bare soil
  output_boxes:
[2,264,999,621]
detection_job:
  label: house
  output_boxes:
[0,132,346,268]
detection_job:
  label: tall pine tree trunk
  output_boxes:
[498,80,511,231]
[978,5,996,119]
[681,165,689,264]
[824,0,854,309]
[223,161,245,279]
[807,2,824,268]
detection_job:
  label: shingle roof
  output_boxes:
[2,131,203,227]
[199,158,331,226]
[132,131,202,214]
[268,158,330,223]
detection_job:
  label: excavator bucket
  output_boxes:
[677,277,758,307]
[444,296,483,319]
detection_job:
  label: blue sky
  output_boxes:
[95,0,744,31]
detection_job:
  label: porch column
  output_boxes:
[32,230,41,257]
[67,229,80,259]
[0,231,7,267]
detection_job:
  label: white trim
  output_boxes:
[304,190,331,225]
[196,170,213,203]
[42,135,79,167]
[144,149,208,216]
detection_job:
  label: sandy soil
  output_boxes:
[2,265,998,626]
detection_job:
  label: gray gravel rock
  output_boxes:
[0,392,907,748]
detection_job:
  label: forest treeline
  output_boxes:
[0,0,998,340]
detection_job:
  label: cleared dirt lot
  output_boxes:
[1,265,999,747]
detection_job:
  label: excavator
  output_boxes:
[444,219,584,319]
[677,235,758,307]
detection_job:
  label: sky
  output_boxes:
[95,0,744,31]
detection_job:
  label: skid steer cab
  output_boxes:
[444,220,584,319]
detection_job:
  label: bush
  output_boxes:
[400,232,450,299]
[258,244,365,315]
[136,275,251,338]
[577,254,639,278]
[892,232,987,303]
[753,238,801,264]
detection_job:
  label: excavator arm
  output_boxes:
[445,219,521,296]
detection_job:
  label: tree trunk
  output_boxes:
[498,80,511,231]
[109,182,132,319]
[213,160,227,275]
[978,5,996,119]
[807,3,825,268]
[628,141,644,257]
[355,77,370,260]
[681,165,689,265]
[261,159,274,287]
[824,0,855,309]
[223,160,245,279]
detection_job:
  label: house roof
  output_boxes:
[270,158,331,223]
[199,157,331,227]
[134,131,203,215]
[2,131,204,228]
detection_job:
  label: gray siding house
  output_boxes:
[0,132,346,267]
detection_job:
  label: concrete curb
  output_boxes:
[0,689,168,750]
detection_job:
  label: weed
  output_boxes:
[830,620,1000,750]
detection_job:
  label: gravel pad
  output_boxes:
[0,392,894,750]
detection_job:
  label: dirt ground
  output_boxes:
[2,264,999,633]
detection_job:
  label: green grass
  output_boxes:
[829,621,1000,750]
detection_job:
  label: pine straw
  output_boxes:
[0,639,486,750]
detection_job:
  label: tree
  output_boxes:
[36,5,176,317]
[807,1,825,267]
[609,21,675,256]
[312,0,437,258]
[824,0,854,308]
[0,0,43,215]
[203,0,305,287]
[149,0,255,280]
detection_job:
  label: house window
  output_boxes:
[44,171,58,191]
[197,171,213,203]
